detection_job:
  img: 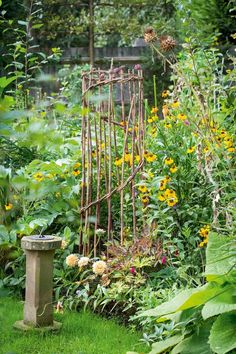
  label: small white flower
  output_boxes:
[78,256,90,267]
[95,228,106,237]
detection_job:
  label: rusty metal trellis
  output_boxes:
[80,67,145,256]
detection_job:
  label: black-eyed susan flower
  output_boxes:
[159,180,167,191]
[72,170,81,176]
[164,176,171,183]
[161,90,169,98]
[92,150,96,158]
[120,120,126,127]
[5,203,13,211]
[187,146,196,154]
[164,157,174,165]
[177,113,186,121]
[170,164,178,173]
[228,147,235,153]
[138,185,148,193]
[164,122,172,129]
[146,153,157,163]
[167,197,178,207]
[199,238,208,247]
[115,157,123,166]
[171,100,179,108]
[164,189,176,199]
[147,117,154,123]
[135,155,141,163]
[142,195,149,204]
[151,107,158,114]
[33,172,44,182]
[158,193,166,201]
[124,153,131,163]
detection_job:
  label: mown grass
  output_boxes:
[0,297,147,354]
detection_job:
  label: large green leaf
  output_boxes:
[149,335,184,354]
[141,284,221,319]
[205,233,236,281]
[171,321,213,354]
[209,313,236,354]
[202,285,236,319]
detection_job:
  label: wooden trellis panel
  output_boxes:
[80,67,145,255]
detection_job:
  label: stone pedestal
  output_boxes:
[14,235,62,331]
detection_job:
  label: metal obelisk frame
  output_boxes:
[80,68,145,256]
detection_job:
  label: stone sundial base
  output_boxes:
[13,235,62,332]
[13,320,62,332]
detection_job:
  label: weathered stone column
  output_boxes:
[14,235,62,331]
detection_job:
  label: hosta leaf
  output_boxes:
[149,335,184,354]
[209,313,236,354]
[171,321,213,354]
[205,233,236,281]
[202,286,236,319]
[140,283,220,319]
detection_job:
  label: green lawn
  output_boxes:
[0,297,147,354]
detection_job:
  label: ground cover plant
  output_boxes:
[0,1,236,353]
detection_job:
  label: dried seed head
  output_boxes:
[160,35,176,52]
[144,27,158,43]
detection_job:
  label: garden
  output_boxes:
[0,1,236,353]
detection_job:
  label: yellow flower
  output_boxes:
[5,203,13,211]
[203,147,210,153]
[177,113,186,121]
[92,150,96,158]
[138,185,148,193]
[161,90,169,98]
[72,170,81,176]
[148,171,154,179]
[146,153,157,163]
[151,107,158,114]
[92,260,107,275]
[199,239,208,247]
[164,189,176,199]
[46,173,54,179]
[158,193,166,201]
[170,164,178,173]
[115,157,123,166]
[228,147,235,153]
[164,157,174,165]
[199,225,210,238]
[152,115,158,122]
[74,162,81,169]
[187,146,196,154]
[141,195,149,204]
[120,120,126,127]
[167,198,178,207]
[135,155,141,163]
[159,180,166,191]
[164,122,172,129]
[164,176,171,183]
[124,153,131,163]
[33,172,44,182]
[66,254,78,267]
[172,100,179,108]
[148,117,154,123]
[144,151,149,158]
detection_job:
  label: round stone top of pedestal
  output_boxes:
[21,236,62,251]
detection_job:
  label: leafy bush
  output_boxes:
[137,233,236,354]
